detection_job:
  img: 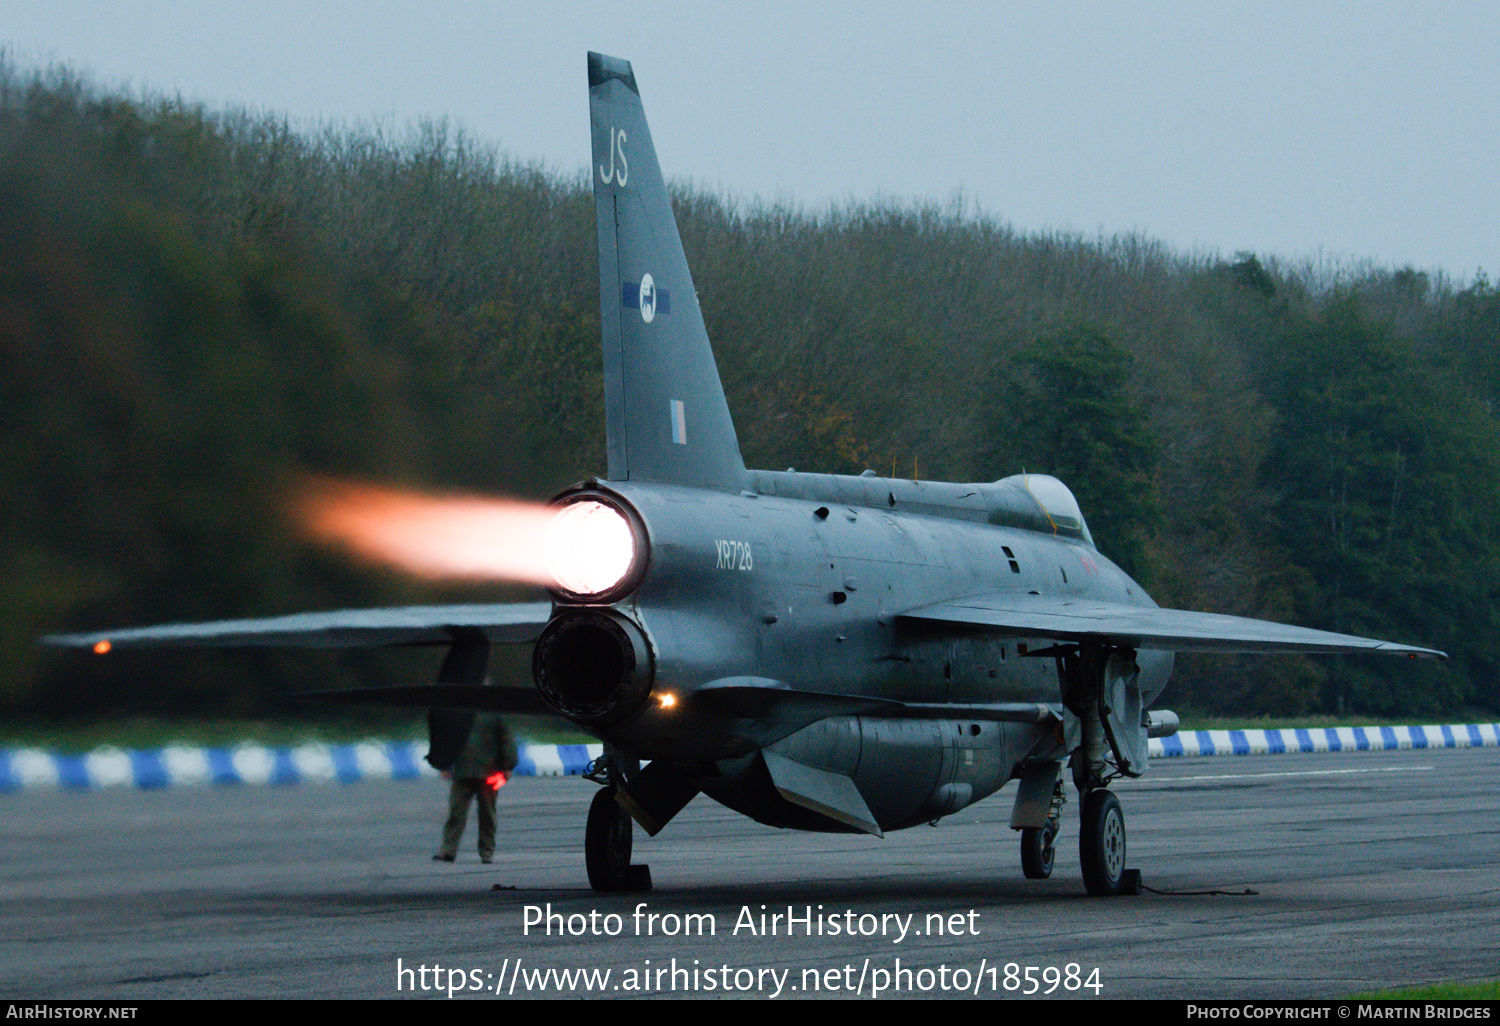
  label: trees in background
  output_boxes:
[982,324,1159,582]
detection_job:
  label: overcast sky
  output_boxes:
[7,1,1497,283]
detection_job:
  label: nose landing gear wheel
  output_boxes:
[1020,821,1058,879]
[1079,789,1127,896]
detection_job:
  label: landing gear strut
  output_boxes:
[584,754,652,892]
[1014,766,1066,880]
[1058,641,1146,897]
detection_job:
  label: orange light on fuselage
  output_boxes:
[93,640,111,655]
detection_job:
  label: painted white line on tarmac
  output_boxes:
[1123,765,1434,784]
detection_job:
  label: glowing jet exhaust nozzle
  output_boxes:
[544,494,648,604]
[295,478,649,603]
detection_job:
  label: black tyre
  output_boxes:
[1079,789,1127,896]
[585,786,632,891]
[1020,822,1057,879]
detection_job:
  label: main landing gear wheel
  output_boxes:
[1020,822,1058,880]
[1079,789,1128,896]
[586,786,634,891]
[585,786,652,892]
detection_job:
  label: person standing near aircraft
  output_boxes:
[433,712,518,863]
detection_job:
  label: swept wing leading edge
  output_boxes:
[900,594,1447,659]
[41,602,554,650]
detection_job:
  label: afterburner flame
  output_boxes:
[296,478,558,584]
[544,500,636,597]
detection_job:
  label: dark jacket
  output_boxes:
[452,713,518,779]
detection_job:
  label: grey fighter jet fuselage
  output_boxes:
[534,472,1170,839]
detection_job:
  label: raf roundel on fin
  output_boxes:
[621,274,671,323]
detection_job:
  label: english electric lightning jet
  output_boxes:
[47,54,1445,897]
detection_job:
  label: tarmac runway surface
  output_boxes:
[3,744,1497,1000]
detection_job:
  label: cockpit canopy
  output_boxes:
[992,474,1094,545]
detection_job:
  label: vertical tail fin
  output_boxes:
[589,53,747,491]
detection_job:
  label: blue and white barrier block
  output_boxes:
[0,740,605,792]
[4,724,1495,791]
[1150,723,1500,758]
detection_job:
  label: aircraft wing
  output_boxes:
[296,678,1064,740]
[41,602,554,650]
[899,594,1447,659]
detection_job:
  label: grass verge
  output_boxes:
[1350,979,1500,1000]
